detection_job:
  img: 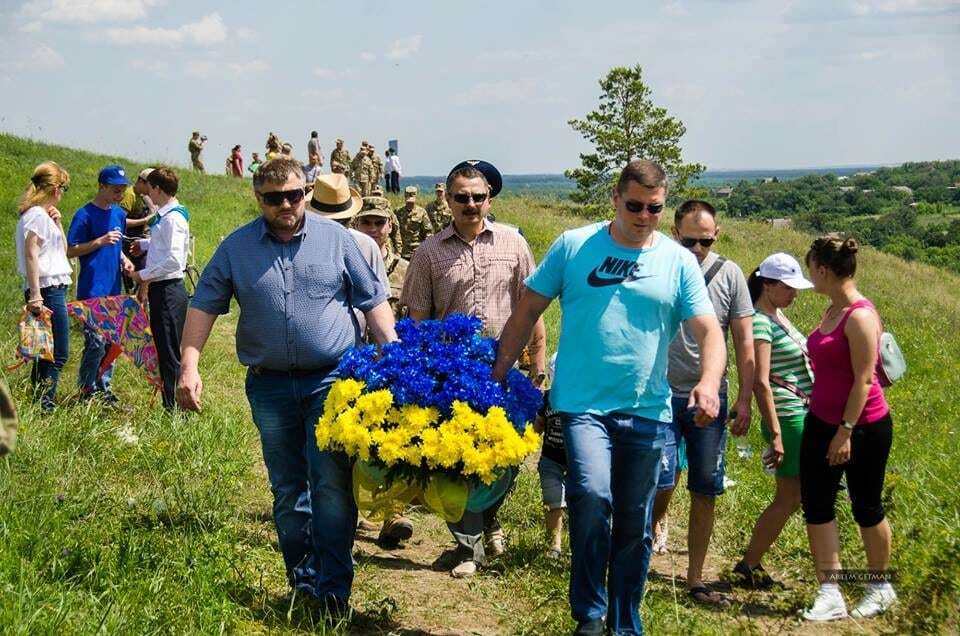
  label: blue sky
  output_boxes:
[0,0,957,174]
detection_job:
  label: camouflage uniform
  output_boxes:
[396,191,435,259]
[383,250,410,318]
[188,136,205,173]
[0,380,17,456]
[331,142,351,175]
[363,195,403,254]
[425,199,452,230]
[355,151,375,197]
[370,152,384,188]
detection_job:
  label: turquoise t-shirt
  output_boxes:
[526,223,715,422]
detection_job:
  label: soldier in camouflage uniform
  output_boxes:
[369,145,384,191]
[353,145,375,197]
[349,143,366,185]
[352,198,409,318]
[395,186,434,259]
[365,185,403,255]
[330,138,351,175]
[188,131,206,173]
[425,182,452,230]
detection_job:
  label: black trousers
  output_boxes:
[800,411,893,527]
[389,172,400,193]
[148,278,188,409]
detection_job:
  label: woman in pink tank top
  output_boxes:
[798,237,896,622]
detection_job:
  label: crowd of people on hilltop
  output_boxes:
[13,143,899,634]
[187,130,406,195]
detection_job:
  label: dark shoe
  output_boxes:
[688,585,731,608]
[377,514,414,548]
[318,595,351,624]
[732,559,775,590]
[573,618,605,636]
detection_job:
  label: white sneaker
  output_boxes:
[851,585,897,618]
[802,587,848,621]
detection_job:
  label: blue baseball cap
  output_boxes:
[448,160,503,198]
[98,164,131,186]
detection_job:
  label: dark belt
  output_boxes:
[248,365,333,377]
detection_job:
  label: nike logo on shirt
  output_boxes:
[586,256,655,287]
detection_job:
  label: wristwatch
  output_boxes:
[841,420,856,431]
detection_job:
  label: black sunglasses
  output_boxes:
[452,192,489,205]
[260,188,305,206]
[624,201,664,215]
[679,237,716,248]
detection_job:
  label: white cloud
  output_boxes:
[314,67,351,79]
[105,12,227,48]
[183,59,270,79]
[387,35,422,60]
[130,58,170,75]
[859,50,884,60]
[234,26,258,41]
[0,44,64,71]
[226,60,271,76]
[19,21,42,32]
[663,1,689,17]
[19,0,163,24]
[851,0,959,15]
[359,51,376,62]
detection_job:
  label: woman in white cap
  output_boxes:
[732,252,814,588]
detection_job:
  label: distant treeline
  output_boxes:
[712,160,960,274]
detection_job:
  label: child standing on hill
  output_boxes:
[535,354,566,558]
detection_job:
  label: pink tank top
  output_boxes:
[807,299,889,426]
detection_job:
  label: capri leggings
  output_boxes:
[799,411,893,528]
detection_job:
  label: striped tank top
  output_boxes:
[753,311,814,417]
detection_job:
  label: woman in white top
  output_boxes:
[15,161,72,410]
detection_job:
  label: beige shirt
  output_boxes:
[399,220,535,338]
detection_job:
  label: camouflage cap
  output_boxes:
[358,197,392,218]
[404,186,418,201]
[434,182,445,191]
[371,184,384,196]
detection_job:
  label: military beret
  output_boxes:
[447,160,502,198]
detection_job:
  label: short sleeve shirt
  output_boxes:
[67,202,126,299]
[15,206,72,290]
[190,214,387,370]
[399,220,536,338]
[754,311,814,417]
[525,223,715,422]
[667,251,754,396]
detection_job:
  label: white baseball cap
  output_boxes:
[758,253,814,289]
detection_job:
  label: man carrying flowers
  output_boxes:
[492,160,725,636]
[176,157,397,618]
[400,159,547,578]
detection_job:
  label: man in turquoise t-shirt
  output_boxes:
[492,160,724,636]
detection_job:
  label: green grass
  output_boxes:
[1,134,958,633]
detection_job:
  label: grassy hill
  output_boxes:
[0,134,958,634]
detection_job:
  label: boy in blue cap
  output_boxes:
[67,165,135,401]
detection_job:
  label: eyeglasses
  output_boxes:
[624,201,664,215]
[452,192,489,205]
[259,188,305,206]
[679,237,716,248]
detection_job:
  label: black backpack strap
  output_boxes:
[703,256,727,287]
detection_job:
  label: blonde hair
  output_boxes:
[18,161,69,213]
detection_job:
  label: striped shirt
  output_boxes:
[753,311,814,417]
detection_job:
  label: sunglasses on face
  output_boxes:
[260,188,305,206]
[624,201,664,215]
[452,192,489,205]
[679,237,716,248]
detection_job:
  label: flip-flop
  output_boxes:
[689,586,731,608]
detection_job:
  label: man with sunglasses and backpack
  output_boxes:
[400,160,547,579]
[652,199,755,607]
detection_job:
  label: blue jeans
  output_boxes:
[78,323,114,394]
[244,367,357,602]
[24,285,69,408]
[563,412,668,636]
[657,396,728,495]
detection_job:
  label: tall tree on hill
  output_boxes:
[565,65,705,213]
